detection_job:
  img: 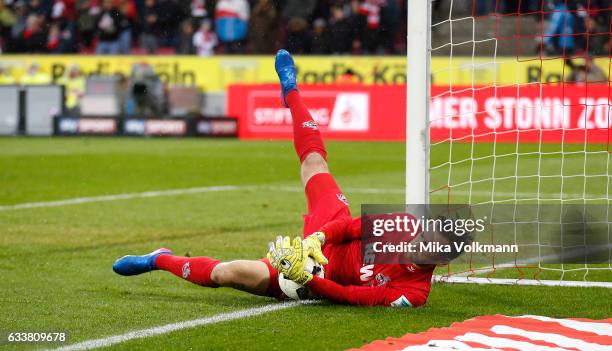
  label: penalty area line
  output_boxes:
[46,301,314,351]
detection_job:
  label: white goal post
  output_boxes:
[406,0,612,288]
[406,0,431,206]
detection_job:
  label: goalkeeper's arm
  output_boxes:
[306,276,423,307]
[316,215,361,244]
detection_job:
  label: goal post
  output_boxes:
[406,0,431,205]
[407,0,612,288]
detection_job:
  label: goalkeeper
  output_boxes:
[113,50,435,307]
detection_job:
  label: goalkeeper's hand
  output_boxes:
[267,236,312,285]
[303,232,328,266]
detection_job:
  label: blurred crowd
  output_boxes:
[0,0,609,56]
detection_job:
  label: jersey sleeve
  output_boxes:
[318,216,361,244]
[306,276,419,307]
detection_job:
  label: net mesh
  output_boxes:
[428,0,612,284]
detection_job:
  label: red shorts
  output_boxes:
[262,173,351,299]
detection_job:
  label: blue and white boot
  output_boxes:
[112,248,172,276]
[274,49,298,107]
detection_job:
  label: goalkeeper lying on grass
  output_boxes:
[113,50,455,307]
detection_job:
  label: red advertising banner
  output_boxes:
[228,84,611,143]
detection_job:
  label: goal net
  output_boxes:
[407,0,612,287]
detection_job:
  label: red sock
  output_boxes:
[155,255,220,287]
[286,91,327,162]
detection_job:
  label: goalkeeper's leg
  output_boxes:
[113,249,282,297]
[275,49,329,186]
[275,50,352,237]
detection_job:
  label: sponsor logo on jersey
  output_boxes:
[390,295,413,308]
[360,264,374,281]
[375,273,391,286]
[302,120,318,130]
[405,264,416,272]
[182,262,191,279]
[336,193,349,206]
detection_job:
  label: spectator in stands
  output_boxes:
[358,0,382,54]
[191,0,207,22]
[192,19,217,56]
[586,0,611,56]
[139,0,159,54]
[0,1,16,52]
[51,0,76,22]
[47,22,62,52]
[310,18,329,54]
[379,0,400,54]
[7,1,27,52]
[156,0,185,48]
[281,0,316,22]
[327,6,356,54]
[175,19,195,54]
[75,0,97,48]
[21,62,51,85]
[543,1,582,55]
[28,0,48,17]
[95,0,124,54]
[215,0,249,53]
[118,0,137,53]
[48,0,78,53]
[284,17,310,54]
[22,14,47,52]
[248,0,277,54]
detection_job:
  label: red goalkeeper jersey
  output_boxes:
[306,215,434,307]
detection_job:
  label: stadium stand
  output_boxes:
[0,0,607,56]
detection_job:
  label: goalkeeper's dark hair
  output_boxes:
[433,215,474,261]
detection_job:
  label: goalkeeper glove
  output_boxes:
[303,232,328,266]
[267,236,312,285]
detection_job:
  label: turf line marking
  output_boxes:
[0,184,598,212]
[47,301,312,351]
[0,185,250,211]
[0,185,406,211]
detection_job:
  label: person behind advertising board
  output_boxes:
[127,62,165,116]
[0,64,17,84]
[20,62,51,85]
[57,63,85,116]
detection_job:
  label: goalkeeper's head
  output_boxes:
[406,215,474,266]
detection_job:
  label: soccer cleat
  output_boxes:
[274,49,298,107]
[112,248,172,276]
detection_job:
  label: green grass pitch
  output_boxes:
[1,137,610,351]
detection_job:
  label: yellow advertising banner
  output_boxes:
[0,55,607,92]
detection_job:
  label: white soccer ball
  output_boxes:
[278,257,325,300]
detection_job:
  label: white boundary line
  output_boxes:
[0,185,248,211]
[0,184,597,212]
[0,185,406,212]
[47,301,310,351]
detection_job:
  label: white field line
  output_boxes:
[47,301,311,351]
[0,185,248,211]
[0,185,598,212]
